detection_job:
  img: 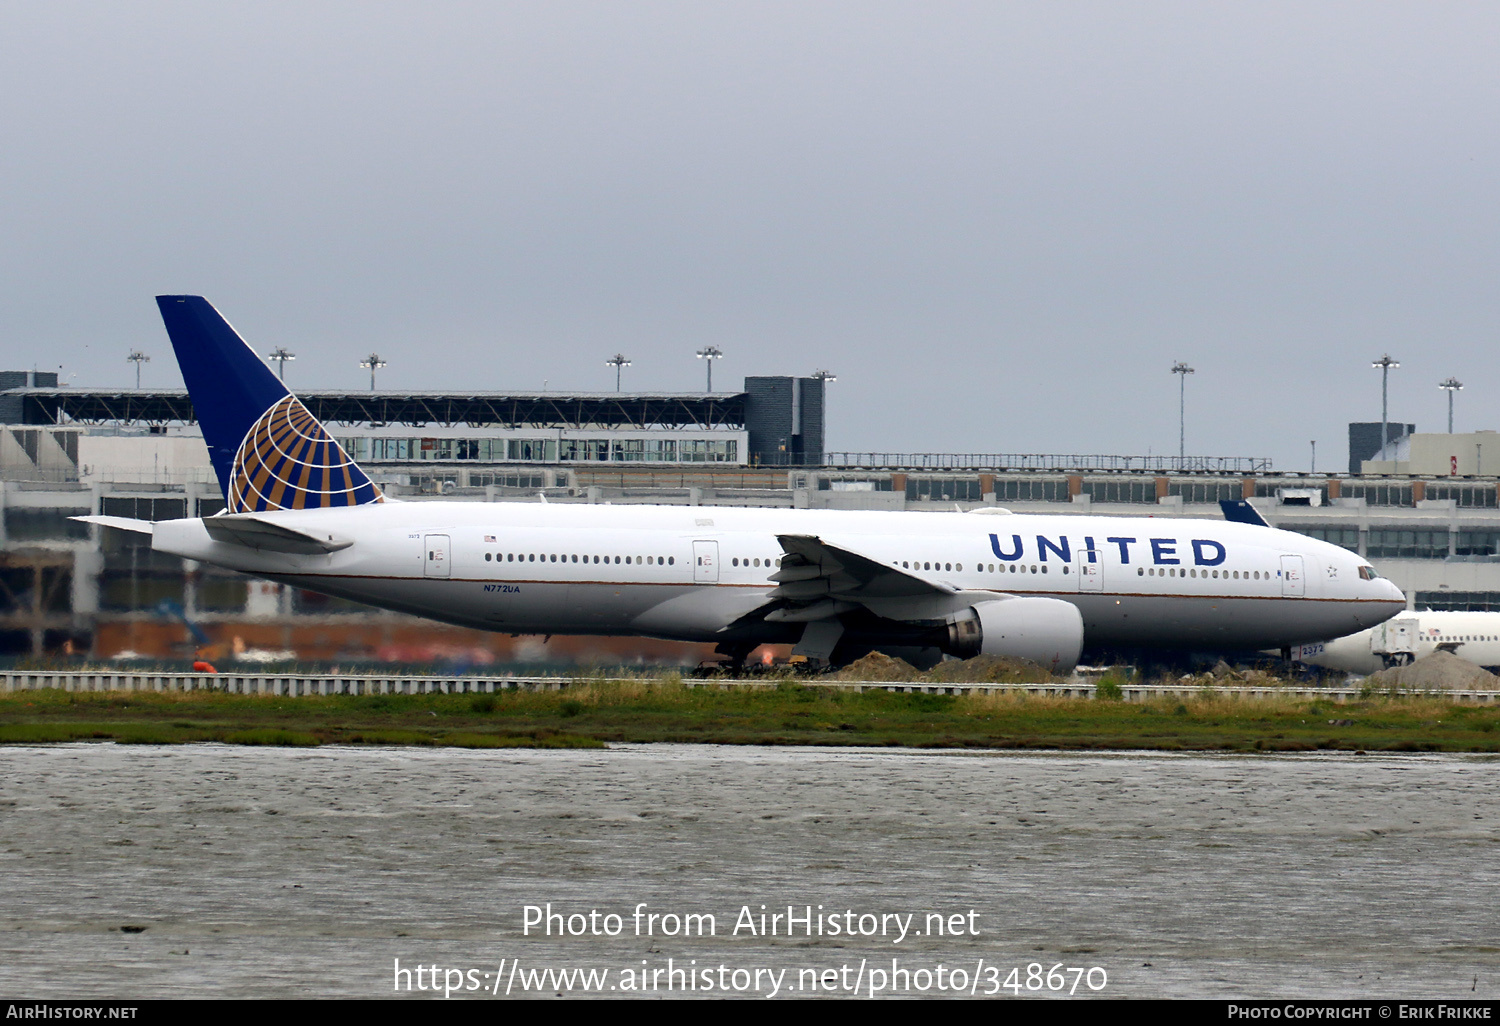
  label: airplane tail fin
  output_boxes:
[1219,498,1270,528]
[156,296,382,513]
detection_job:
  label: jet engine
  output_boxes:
[946,597,1084,673]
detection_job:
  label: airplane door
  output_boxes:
[1280,555,1304,597]
[1076,549,1103,592]
[424,534,451,579]
[693,541,719,583]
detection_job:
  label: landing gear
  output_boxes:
[709,641,758,676]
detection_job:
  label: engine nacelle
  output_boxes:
[946,597,1084,673]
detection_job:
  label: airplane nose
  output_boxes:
[1383,580,1406,606]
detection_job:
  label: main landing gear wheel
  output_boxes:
[712,641,758,676]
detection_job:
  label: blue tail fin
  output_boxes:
[156,296,382,513]
[1219,498,1270,528]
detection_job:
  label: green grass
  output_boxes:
[0,681,1498,752]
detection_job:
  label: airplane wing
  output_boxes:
[761,533,999,623]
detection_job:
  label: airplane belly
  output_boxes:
[1076,595,1404,650]
[631,584,775,642]
[275,574,693,636]
[559,582,687,634]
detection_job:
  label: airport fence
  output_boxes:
[3,670,1496,704]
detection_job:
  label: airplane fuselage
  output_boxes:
[1297,610,1500,675]
[152,502,1407,654]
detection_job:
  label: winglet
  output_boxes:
[1219,498,1270,528]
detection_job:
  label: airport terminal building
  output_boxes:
[3,369,1498,660]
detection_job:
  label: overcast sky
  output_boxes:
[2,2,1498,469]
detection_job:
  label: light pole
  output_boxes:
[127,350,150,389]
[359,353,387,391]
[1439,377,1463,434]
[695,346,723,391]
[606,354,631,392]
[1171,362,1193,460]
[1310,440,1316,474]
[268,347,296,381]
[1372,355,1400,457]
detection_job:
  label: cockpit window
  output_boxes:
[1358,566,1380,581]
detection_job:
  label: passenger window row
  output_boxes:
[730,557,781,567]
[1138,567,1267,580]
[485,553,675,566]
[897,560,1066,576]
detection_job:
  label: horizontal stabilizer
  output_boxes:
[71,515,154,535]
[202,514,353,555]
[1219,499,1270,528]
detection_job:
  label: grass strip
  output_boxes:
[0,681,1497,752]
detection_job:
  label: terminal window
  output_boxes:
[471,473,545,489]
[1413,591,1500,612]
[1455,530,1500,557]
[1082,479,1156,504]
[1365,529,1449,559]
[1169,481,1243,504]
[1426,484,1499,508]
[992,478,1068,503]
[101,497,188,522]
[1341,484,1414,507]
[3,508,90,541]
[906,478,983,502]
[679,439,737,463]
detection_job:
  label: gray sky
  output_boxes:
[2,2,1498,469]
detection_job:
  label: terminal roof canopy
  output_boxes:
[4,388,748,430]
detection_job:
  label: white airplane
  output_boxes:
[80,297,1407,673]
[1296,610,1500,674]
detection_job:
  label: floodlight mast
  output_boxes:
[126,350,150,389]
[606,354,631,392]
[695,346,723,392]
[1439,377,1464,434]
[268,347,296,381]
[1171,362,1194,460]
[1372,355,1400,458]
[360,353,387,391]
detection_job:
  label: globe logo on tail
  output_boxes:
[229,395,382,512]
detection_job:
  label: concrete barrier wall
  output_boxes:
[2,671,1497,703]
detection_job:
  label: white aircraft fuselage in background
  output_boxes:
[1297,610,1500,675]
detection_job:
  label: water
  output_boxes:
[0,743,1495,999]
